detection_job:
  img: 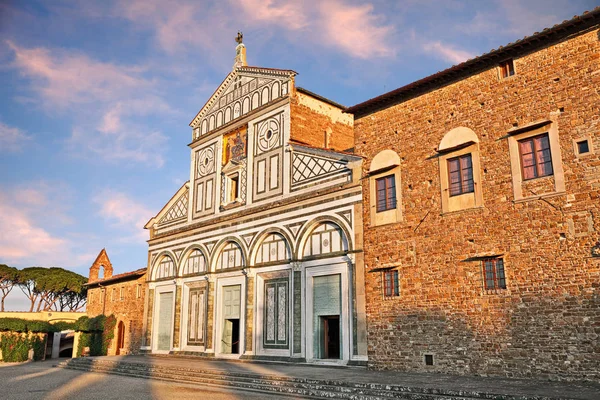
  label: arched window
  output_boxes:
[369,150,402,226]
[182,249,206,275]
[155,255,175,280]
[302,222,348,258]
[216,241,244,270]
[437,127,483,213]
[255,233,291,264]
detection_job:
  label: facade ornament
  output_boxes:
[235,31,243,44]
[291,261,302,272]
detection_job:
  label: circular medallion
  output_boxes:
[322,239,330,247]
[197,147,215,177]
[257,118,279,152]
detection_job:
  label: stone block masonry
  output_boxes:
[354,26,600,381]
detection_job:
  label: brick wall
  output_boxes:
[355,29,600,380]
[87,274,147,355]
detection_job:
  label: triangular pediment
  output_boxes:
[145,182,189,229]
[190,67,297,133]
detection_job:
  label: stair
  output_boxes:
[53,358,552,400]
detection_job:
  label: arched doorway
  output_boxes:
[116,321,125,355]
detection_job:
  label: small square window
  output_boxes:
[499,59,515,79]
[577,140,590,155]
[383,270,400,297]
[376,175,397,212]
[424,354,434,366]
[483,258,506,290]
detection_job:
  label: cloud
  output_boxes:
[114,0,394,60]
[237,0,308,30]
[0,121,31,151]
[422,40,474,64]
[317,1,394,59]
[6,40,172,167]
[0,184,94,268]
[94,189,154,242]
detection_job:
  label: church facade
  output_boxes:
[141,36,368,364]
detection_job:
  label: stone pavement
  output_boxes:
[87,355,600,400]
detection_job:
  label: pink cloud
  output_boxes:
[422,40,474,64]
[95,189,154,242]
[0,187,93,268]
[6,40,148,109]
[237,0,308,30]
[0,121,31,152]
[317,1,394,59]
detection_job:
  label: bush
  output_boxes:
[75,314,116,356]
[0,332,47,362]
[0,318,58,333]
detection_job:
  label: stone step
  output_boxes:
[54,359,543,400]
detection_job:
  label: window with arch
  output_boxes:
[155,255,175,280]
[303,222,348,258]
[437,127,483,213]
[182,249,206,275]
[369,150,403,226]
[255,233,291,264]
[216,241,244,270]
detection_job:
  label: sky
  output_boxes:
[0,0,597,310]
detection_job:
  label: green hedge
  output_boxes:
[75,315,116,356]
[0,318,58,333]
[0,333,47,362]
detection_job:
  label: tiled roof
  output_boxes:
[347,7,600,118]
[85,267,146,287]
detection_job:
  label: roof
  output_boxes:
[238,65,298,75]
[296,87,346,109]
[85,268,146,287]
[347,7,600,118]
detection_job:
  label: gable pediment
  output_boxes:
[145,182,190,229]
[190,67,297,137]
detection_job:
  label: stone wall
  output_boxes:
[355,29,600,380]
[87,274,147,355]
[290,92,353,151]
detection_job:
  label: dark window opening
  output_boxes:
[383,270,400,297]
[376,175,397,212]
[518,133,553,180]
[447,154,474,196]
[577,140,590,155]
[499,59,515,78]
[424,354,434,366]
[483,258,507,290]
[229,175,239,202]
[321,316,340,359]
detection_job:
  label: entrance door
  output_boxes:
[221,285,241,354]
[116,321,125,355]
[321,316,340,359]
[157,291,174,352]
[312,274,341,359]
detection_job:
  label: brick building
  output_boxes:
[347,10,600,380]
[141,34,368,364]
[86,249,146,355]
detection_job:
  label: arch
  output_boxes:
[151,251,177,281]
[439,126,479,152]
[209,115,215,132]
[297,217,351,260]
[242,97,250,115]
[216,111,223,128]
[233,102,241,119]
[250,228,293,265]
[179,245,209,276]
[116,320,125,355]
[212,238,247,271]
[224,107,232,124]
[271,81,280,100]
[201,119,208,135]
[252,92,260,110]
[261,87,270,106]
[370,149,401,173]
